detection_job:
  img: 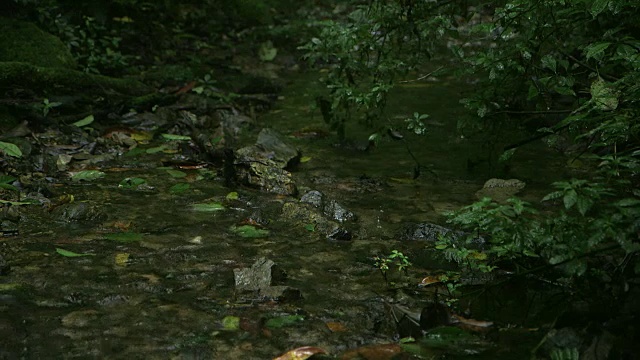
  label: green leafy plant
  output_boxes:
[300,2,456,140]
[374,250,412,284]
[41,98,62,117]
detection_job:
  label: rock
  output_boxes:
[280,201,353,241]
[51,202,108,222]
[234,257,278,291]
[300,190,356,223]
[399,222,464,242]
[399,222,484,247]
[235,160,297,195]
[233,257,298,301]
[235,128,300,195]
[475,178,526,203]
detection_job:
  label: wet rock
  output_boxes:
[399,222,464,242]
[1,220,19,237]
[300,190,356,223]
[254,128,300,169]
[234,160,297,195]
[399,222,485,247]
[327,228,352,241]
[51,202,107,222]
[61,309,100,328]
[281,201,353,241]
[235,128,300,195]
[233,257,296,301]
[475,178,526,203]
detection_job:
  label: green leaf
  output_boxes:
[258,41,278,61]
[145,146,166,154]
[72,114,94,127]
[304,223,316,232]
[265,315,304,329]
[71,170,106,182]
[230,225,270,238]
[540,55,557,72]
[104,232,143,243]
[0,141,22,158]
[590,0,609,17]
[225,191,239,200]
[563,189,578,209]
[0,175,16,184]
[161,133,192,141]
[221,316,240,331]
[576,196,592,215]
[499,149,516,162]
[165,169,187,178]
[191,202,225,212]
[0,199,37,205]
[0,183,18,192]
[169,183,190,194]
[616,198,640,207]
[584,42,611,60]
[118,177,146,188]
[590,77,618,111]
[56,248,96,257]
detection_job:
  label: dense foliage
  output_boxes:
[303,0,639,290]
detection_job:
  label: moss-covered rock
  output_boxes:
[0,17,77,69]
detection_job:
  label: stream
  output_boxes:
[0,68,572,359]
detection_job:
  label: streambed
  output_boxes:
[0,69,571,359]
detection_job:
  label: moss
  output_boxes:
[0,62,151,96]
[0,17,77,69]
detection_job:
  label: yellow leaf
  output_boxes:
[115,253,130,266]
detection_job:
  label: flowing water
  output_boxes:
[0,69,571,359]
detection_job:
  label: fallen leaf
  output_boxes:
[326,321,347,332]
[340,343,403,360]
[273,346,327,360]
[419,275,443,287]
[56,248,96,257]
[451,314,493,329]
[72,114,94,127]
[222,316,240,331]
[191,202,225,212]
[230,224,270,238]
[115,253,130,266]
[70,170,105,182]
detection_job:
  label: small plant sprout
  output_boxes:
[374,250,413,284]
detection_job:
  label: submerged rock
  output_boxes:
[281,200,354,241]
[300,190,356,223]
[233,257,299,301]
[399,222,484,247]
[399,222,464,242]
[475,178,526,203]
[51,202,107,222]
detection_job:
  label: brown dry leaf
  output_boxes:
[419,275,443,286]
[273,346,327,360]
[451,314,493,331]
[340,343,403,360]
[112,220,133,231]
[326,321,348,332]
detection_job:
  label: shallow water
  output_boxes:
[0,69,570,359]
